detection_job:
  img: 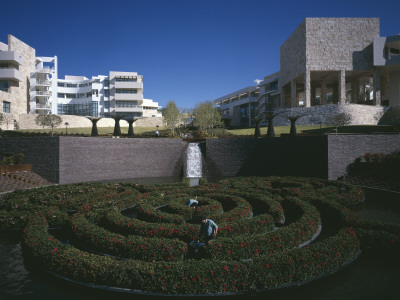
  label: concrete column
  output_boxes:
[351,80,359,104]
[304,70,311,107]
[248,102,251,126]
[338,69,346,104]
[280,87,285,108]
[291,80,296,107]
[311,84,316,106]
[321,80,327,105]
[373,68,381,105]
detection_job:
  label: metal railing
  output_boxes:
[35,90,52,96]
[35,79,51,85]
[36,103,52,109]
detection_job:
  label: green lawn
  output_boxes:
[14,124,396,137]
[226,125,395,136]
[226,125,328,136]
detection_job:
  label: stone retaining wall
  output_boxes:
[272,104,387,126]
[15,114,164,130]
[58,137,186,184]
[1,135,398,184]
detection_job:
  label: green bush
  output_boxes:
[0,176,396,294]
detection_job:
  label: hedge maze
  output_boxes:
[1,177,399,295]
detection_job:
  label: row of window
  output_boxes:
[116,77,137,82]
[116,101,139,108]
[57,90,102,98]
[115,89,137,94]
[58,93,92,99]
[57,101,98,117]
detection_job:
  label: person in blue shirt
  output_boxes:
[198,215,218,245]
[187,198,198,208]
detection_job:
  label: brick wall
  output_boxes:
[58,137,186,184]
[0,137,59,182]
[205,136,328,178]
[327,134,400,179]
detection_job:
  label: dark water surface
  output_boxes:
[1,187,399,300]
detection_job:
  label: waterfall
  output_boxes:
[186,143,202,178]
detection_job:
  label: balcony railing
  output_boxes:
[34,79,51,86]
[36,103,52,109]
[36,67,53,73]
[34,90,52,96]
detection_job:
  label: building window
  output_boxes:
[66,83,77,88]
[66,93,77,98]
[58,93,65,98]
[116,89,137,94]
[116,77,137,82]
[92,101,98,117]
[116,101,139,108]
[103,79,109,86]
[58,82,65,87]
[0,80,9,92]
[86,92,92,97]
[104,101,110,109]
[104,90,110,97]
[3,101,11,113]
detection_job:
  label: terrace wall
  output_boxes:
[1,135,399,185]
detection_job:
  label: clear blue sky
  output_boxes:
[1,0,399,110]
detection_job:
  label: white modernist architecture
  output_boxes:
[1,34,161,127]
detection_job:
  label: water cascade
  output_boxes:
[186,143,202,185]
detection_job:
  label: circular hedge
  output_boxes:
[1,177,399,295]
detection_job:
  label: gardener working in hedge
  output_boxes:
[187,197,198,208]
[198,215,218,245]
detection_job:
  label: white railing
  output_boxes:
[36,67,53,73]
[35,90,52,96]
[36,103,52,109]
[35,79,51,85]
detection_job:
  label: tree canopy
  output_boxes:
[162,100,180,136]
[35,114,63,135]
[192,101,222,137]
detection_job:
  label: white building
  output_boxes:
[1,34,161,125]
[32,69,161,119]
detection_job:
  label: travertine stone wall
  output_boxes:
[272,104,387,126]
[280,20,307,87]
[305,18,379,71]
[17,114,164,129]
[17,114,129,130]
[280,18,380,87]
[6,35,35,116]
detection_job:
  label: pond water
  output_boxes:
[0,187,399,299]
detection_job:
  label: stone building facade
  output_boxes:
[0,35,36,130]
[215,18,400,127]
[280,18,381,108]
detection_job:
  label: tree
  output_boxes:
[327,112,352,128]
[1,113,15,130]
[35,113,48,129]
[35,114,62,135]
[162,100,180,136]
[192,101,223,137]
